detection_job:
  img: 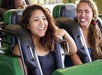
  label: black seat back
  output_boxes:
[3,9,23,24]
[53,3,76,20]
[60,3,76,19]
[1,9,23,54]
[3,24,65,75]
[56,17,92,63]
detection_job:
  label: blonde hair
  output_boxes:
[77,0,102,60]
[77,0,98,21]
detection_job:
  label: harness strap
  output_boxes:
[4,24,65,75]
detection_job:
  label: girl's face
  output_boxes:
[28,10,48,38]
[77,2,93,29]
[14,0,27,9]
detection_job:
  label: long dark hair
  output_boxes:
[20,4,57,51]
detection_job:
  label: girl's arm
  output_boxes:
[56,29,77,54]
[70,53,82,65]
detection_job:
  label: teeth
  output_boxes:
[80,18,86,22]
[38,27,44,31]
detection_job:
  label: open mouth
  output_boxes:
[37,26,46,31]
[80,18,86,23]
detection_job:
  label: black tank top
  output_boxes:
[38,51,56,75]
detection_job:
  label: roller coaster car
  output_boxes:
[0,10,24,75]
[53,3,102,63]
[52,59,102,75]
[0,7,69,75]
[0,21,69,75]
[53,4,102,74]
[0,5,102,75]
[0,23,23,75]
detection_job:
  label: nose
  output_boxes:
[39,19,44,26]
[80,11,85,17]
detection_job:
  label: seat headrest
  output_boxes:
[11,11,23,24]
[3,9,23,24]
[53,4,64,18]
[61,3,76,19]
[53,3,76,19]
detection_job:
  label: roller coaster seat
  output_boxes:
[3,9,23,25]
[55,18,102,63]
[53,3,76,19]
[55,17,92,63]
[1,7,70,75]
[0,54,23,75]
[1,9,23,54]
[0,9,24,75]
[2,24,67,75]
[53,4,64,18]
[52,59,102,75]
[54,2,102,63]
[53,2,92,63]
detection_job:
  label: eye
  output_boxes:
[77,10,82,13]
[33,18,39,21]
[43,17,47,20]
[85,10,90,13]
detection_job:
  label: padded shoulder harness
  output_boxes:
[56,17,92,63]
[3,24,65,75]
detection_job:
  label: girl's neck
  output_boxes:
[31,35,49,56]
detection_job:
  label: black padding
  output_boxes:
[55,17,74,37]
[4,24,65,75]
[4,24,43,75]
[61,3,76,19]
[55,17,92,63]
[54,40,64,68]
[11,11,22,24]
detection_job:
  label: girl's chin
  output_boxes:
[79,23,87,26]
[39,34,45,37]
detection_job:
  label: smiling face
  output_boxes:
[28,9,48,38]
[77,2,93,29]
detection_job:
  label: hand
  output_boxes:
[55,29,66,39]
